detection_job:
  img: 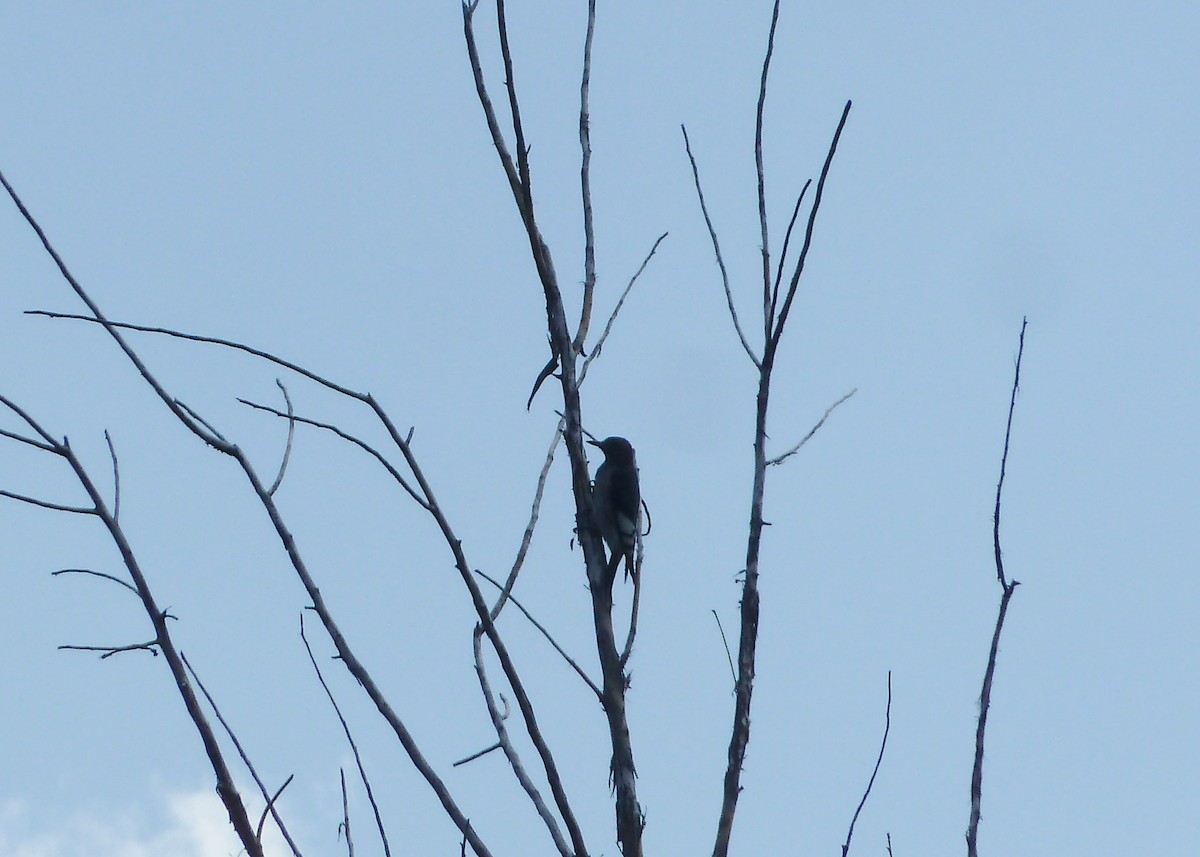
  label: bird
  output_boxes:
[588,436,640,581]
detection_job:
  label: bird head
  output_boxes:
[588,435,636,465]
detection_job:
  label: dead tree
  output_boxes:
[0,4,1026,856]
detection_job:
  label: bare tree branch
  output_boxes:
[682,125,761,369]
[104,430,121,521]
[578,232,669,386]
[52,567,140,597]
[769,181,811,327]
[766,388,857,466]
[756,0,783,342]
[841,672,892,857]
[59,640,159,659]
[473,627,573,857]
[266,380,296,496]
[968,318,1027,857]
[239,398,429,511]
[339,769,354,857]
[574,0,598,354]
[300,616,391,857]
[181,652,303,857]
[476,569,602,700]
[490,422,563,619]
[769,99,852,348]
[0,489,93,515]
[712,610,736,686]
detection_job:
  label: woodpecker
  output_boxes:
[588,436,640,580]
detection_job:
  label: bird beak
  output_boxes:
[586,438,600,448]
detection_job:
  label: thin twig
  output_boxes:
[0,489,93,515]
[712,610,736,685]
[476,569,602,699]
[0,426,55,452]
[682,126,761,369]
[239,399,429,510]
[339,769,354,857]
[454,743,502,767]
[59,640,159,659]
[841,672,892,857]
[496,0,532,202]
[967,318,1027,857]
[756,0,783,341]
[770,182,811,325]
[267,380,296,496]
[300,616,391,857]
[574,0,598,353]
[578,232,669,385]
[618,550,642,669]
[26,310,363,399]
[473,626,573,857]
[104,430,120,522]
[992,319,1027,588]
[491,422,563,620]
[766,388,857,466]
[770,100,852,348]
[52,567,140,596]
[182,652,304,857]
[257,776,295,847]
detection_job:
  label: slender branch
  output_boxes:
[769,182,811,325]
[712,610,736,686]
[841,672,892,857]
[52,567,140,596]
[766,388,857,466]
[181,652,303,857]
[300,617,391,857]
[968,318,1027,857]
[756,0,782,342]
[339,769,354,857]
[682,126,761,369]
[472,627,573,857]
[992,319,1027,588]
[59,640,159,659]
[239,399,429,510]
[1,172,217,445]
[574,0,598,353]
[490,422,563,620]
[578,232,668,386]
[257,776,295,850]
[0,426,55,452]
[496,0,532,201]
[769,100,851,349]
[26,310,363,399]
[476,569,602,700]
[103,430,121,522]
[267,380,296,496]
[462,1,522,201]
[618,549,642,669]
[0,489,93,515]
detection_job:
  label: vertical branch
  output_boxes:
[842,672,892,857]
[574,0,598,353]
[756,0,782,341]
[464,4,644,854]
[967,318,1027,857]
[704,8,852,849]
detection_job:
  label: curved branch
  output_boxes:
[682,125,761,369]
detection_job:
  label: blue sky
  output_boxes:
[2,3,1198,855]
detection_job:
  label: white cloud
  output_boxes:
[0,791,294,857]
